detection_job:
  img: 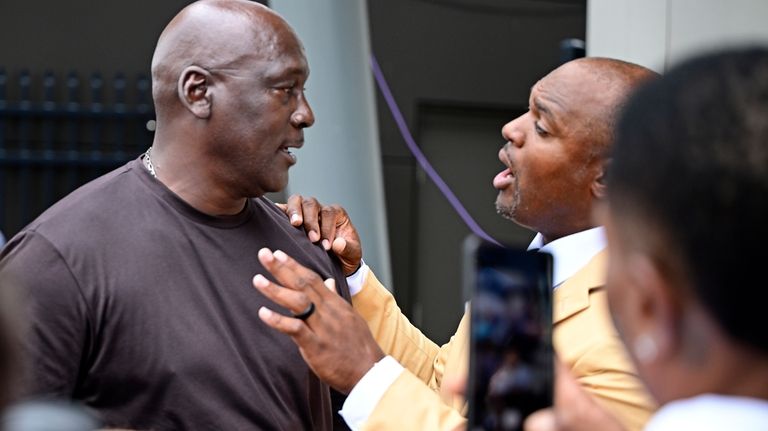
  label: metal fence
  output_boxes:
[0,69,156,237]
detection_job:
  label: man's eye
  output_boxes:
[534,122,549,137]
[278,86,307,97]
[273,85,296,95]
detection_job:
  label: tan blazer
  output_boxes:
[352,250,656,431]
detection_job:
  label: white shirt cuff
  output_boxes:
[345,261,370,297]
[338,355,404,430]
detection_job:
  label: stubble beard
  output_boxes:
[495,185,520,221]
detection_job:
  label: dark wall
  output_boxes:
[0,1,193,85]
[0,0,267,81]
[367,0,586,341]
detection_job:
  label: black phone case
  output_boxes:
[464,234,554,431]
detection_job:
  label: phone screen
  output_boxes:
[465,236,553,431]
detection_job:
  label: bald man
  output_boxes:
[253,57,659,430]
[0,1,350,429]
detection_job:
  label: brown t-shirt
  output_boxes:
[0,159,351,430]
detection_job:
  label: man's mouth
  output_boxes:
[280,147,296,163]
[280,140,303,164]
[493,168,514,189]
[493,145,515,189]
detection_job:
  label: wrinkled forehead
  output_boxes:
[531,62,607,120]
[214,11,307,70]
[255,23,307,66]
[237,34,309,84]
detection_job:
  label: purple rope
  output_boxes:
[370,55,500,246]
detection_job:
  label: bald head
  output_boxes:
[150,0,300,120]
[552,57,658,158]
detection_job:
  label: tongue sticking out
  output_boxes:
[493,168,514,189]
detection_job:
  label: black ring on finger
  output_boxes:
[292,302,315,321]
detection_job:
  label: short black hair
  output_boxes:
[609,47,768,354]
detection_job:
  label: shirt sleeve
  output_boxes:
[338,355,404,430]
[345,261,370,297]
[0,231,91,398]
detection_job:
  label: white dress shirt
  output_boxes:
[339,227,607,429]
[645,394,768,430]
[527,226,606,288]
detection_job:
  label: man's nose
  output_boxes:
[291,96,315,129]
[501,116,525,148]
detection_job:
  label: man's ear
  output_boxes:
[625,252,679,364]
[178,66,212,119]
[591,157,610,200]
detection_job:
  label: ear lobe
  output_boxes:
[626,253,678,364]
[178,66,212,119]
[591,158,610,200]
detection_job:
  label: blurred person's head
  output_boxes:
[494,57,656,243]
[604,47,768,404]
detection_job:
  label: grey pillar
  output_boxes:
[271,0,393,288]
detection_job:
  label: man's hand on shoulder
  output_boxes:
[277,195,362,276]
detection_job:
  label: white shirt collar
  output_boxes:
[645,394,768,431]
[528,226,606,288]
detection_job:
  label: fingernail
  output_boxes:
[290,213,301,225]
[258,248,274,262]
[253,274,269,287]
[258,306,273,320]
[324,278,336,292]
[333,237,346,250]
[308,230,320,242]
[322,239,331,250]
[273,250,288,262]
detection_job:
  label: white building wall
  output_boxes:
[588,0,768,71]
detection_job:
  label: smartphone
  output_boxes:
[464,235,554,431]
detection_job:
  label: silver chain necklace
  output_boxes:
[143,147,157,178]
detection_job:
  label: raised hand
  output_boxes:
[253,247,384,394]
